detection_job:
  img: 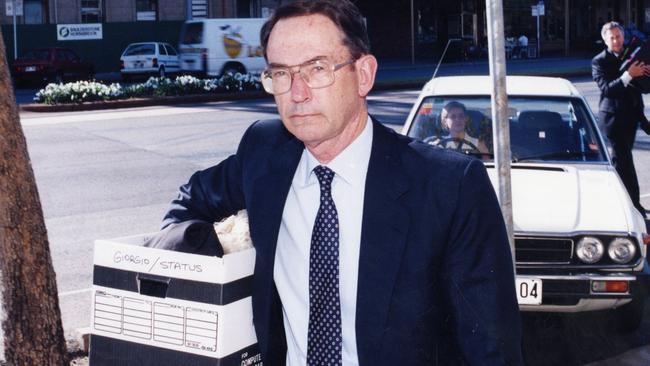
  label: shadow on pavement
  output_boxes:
[522,296,650,365]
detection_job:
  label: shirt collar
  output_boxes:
[300,116,373,187]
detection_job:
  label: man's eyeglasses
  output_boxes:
[261,59,356,95]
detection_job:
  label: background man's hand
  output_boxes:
[627,61,650,78]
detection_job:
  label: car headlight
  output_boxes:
[576,237,604,264]
[607,237,636,264]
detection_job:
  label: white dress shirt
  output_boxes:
[274,117,373,366]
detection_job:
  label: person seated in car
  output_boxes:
[429,101,490,155]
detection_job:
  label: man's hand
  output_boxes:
[627,60,650,78]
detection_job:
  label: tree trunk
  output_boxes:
[0,29,69,365]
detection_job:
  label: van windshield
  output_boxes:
[182,22,203,44]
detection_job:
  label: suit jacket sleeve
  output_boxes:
[441,158,523,366]
[161,124,252,228]
[591,54,627,100]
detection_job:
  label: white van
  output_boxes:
[179,18,266,77]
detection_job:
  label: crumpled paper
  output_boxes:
[214,210,253,254]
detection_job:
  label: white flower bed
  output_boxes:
[34,73,262,105]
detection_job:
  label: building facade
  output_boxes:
[1,0,649,71]
[0,0,282,24]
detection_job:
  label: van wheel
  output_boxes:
[158,66,166,78]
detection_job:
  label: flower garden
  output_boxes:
[33,73,262,105]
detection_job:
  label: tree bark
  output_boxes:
[0,29,69,365]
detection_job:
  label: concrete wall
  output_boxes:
[159,0,186,20]
[106,0,135,22]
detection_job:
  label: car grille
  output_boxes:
[515,237,573,264]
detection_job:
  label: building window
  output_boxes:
[136,0,157,21]
[24,0,46,24]
[81,0,102,23]
[191,0,207,19]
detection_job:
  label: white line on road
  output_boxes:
[58,288,92,297]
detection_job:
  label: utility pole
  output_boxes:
[12,0,17,59]
[485,0,515,271]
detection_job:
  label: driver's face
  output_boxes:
[444,107,466,136]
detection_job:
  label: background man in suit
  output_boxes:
[162,1,522,364]
[592,21,650,218]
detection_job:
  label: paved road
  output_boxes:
[3,77,650,364]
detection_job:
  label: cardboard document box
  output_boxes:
[89,234,262,366]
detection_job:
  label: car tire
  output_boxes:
[608,296,645,334]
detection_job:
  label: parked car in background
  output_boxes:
[120,42,180,81]
[178,18,266,77]
[12,47,94,87]
[403,75,650,333]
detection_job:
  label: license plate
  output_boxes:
[516,277,542,305]
[25,66,36,72]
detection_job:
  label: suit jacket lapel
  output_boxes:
[356,120,410,362]
[249,134,303,357]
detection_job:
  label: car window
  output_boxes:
[158,43,168,55]
[21,49,51,60]
[181,22,203,44]
[123,44,156,56]
[407,96,607,162]
[164,44,178,56]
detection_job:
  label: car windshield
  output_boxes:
[406,96,607,163]
[123,44,155,56]
[21,49,51,60]
[181,22,203,44]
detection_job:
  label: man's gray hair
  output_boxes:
[601,21,624,39]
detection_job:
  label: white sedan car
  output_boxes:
[120,42,181,81]
[402,75,649,332]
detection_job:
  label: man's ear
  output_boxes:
[356,54,377,97]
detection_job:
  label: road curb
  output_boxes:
[20,90,272,113]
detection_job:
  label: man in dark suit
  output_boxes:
[592,21,650,218]
[162,1,522,364]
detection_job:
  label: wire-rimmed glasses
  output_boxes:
[261,58,356,95]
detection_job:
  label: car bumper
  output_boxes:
[517,273,639,312]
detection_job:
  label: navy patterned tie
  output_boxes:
[307,165,342,366]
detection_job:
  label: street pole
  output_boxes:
[13,0,17,59]
[485,0,515,272]
[410,0,415,65]
[536,11,540,58]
